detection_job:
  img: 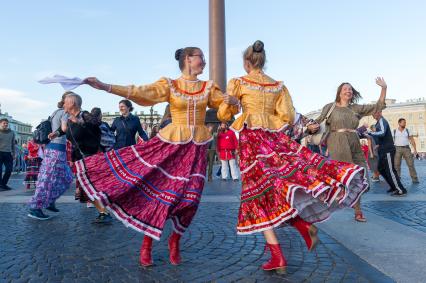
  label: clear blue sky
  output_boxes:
[1,0,425,126]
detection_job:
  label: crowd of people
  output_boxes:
[0,40,422,273]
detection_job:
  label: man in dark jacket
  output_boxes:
[111,100,148,149]
[369,111,407,196]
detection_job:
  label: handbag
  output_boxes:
[310,103,336,145]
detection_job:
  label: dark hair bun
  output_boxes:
[175,48,184,61]
[252,40,264,53]
[119,99,134,112]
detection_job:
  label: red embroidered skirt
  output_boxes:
[75,137,207,240]
[237,128,368,235]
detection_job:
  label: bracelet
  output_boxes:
[107,84,112,93]
[126,87,131,99]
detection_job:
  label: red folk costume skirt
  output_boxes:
[237,128,368,235]
[75,136,207,240]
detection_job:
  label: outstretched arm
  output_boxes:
[84,77,170,106]
[376,77,387,104]
[352,77,387,116]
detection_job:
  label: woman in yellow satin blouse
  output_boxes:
[218,41,368,273]
[80,47,225,267]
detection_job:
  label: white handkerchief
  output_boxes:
[38,75,84,91]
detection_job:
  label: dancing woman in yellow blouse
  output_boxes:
[218,41,368,273]
[81,47,225,267]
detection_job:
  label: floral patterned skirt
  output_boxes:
[28,148,72,209]
[237,128,368,235]
[75,137,207,240]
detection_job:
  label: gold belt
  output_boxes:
[332,129,357,133]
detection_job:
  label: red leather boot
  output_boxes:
[139,236,153,267]
[262,243,287,273]
[168,232,182,265]
[288,216,318,251]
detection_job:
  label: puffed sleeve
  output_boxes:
[110,77,170,106]
[275,85,296,125]
[351,100,386,117]
[217,78,241,122]
[207,82,225,109]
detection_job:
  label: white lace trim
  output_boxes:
[130,145,190,181]
[75,160,163,240]
[237,207,298,232]
[171,217,186,235]
[237,78,284,93]
[166,78,213,101]
[189,173,207,179]
[131,144,207,180]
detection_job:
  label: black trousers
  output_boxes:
[0,151,13,186]
[378,149,407,194]
[207,149,216,179]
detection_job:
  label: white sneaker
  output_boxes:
[86,202,95,208]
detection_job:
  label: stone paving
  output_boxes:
[3,160,425,282]
[364,201,426,233]
[363,160,426,234]
[0,174,395,282]
[0,202,391,283]
[366,160,425,195]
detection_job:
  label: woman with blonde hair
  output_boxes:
[218,40,368,273]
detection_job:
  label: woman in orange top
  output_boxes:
[80,47,225,267]
[218,41,368,273]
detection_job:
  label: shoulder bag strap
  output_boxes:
[48,109,62,122]
[325,103,336,121]
[67,120,86,159]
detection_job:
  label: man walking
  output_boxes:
[369,112,407,196]
[0,118,16,190]
[393,118,419,183]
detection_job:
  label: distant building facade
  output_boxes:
[0,109,33,146]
